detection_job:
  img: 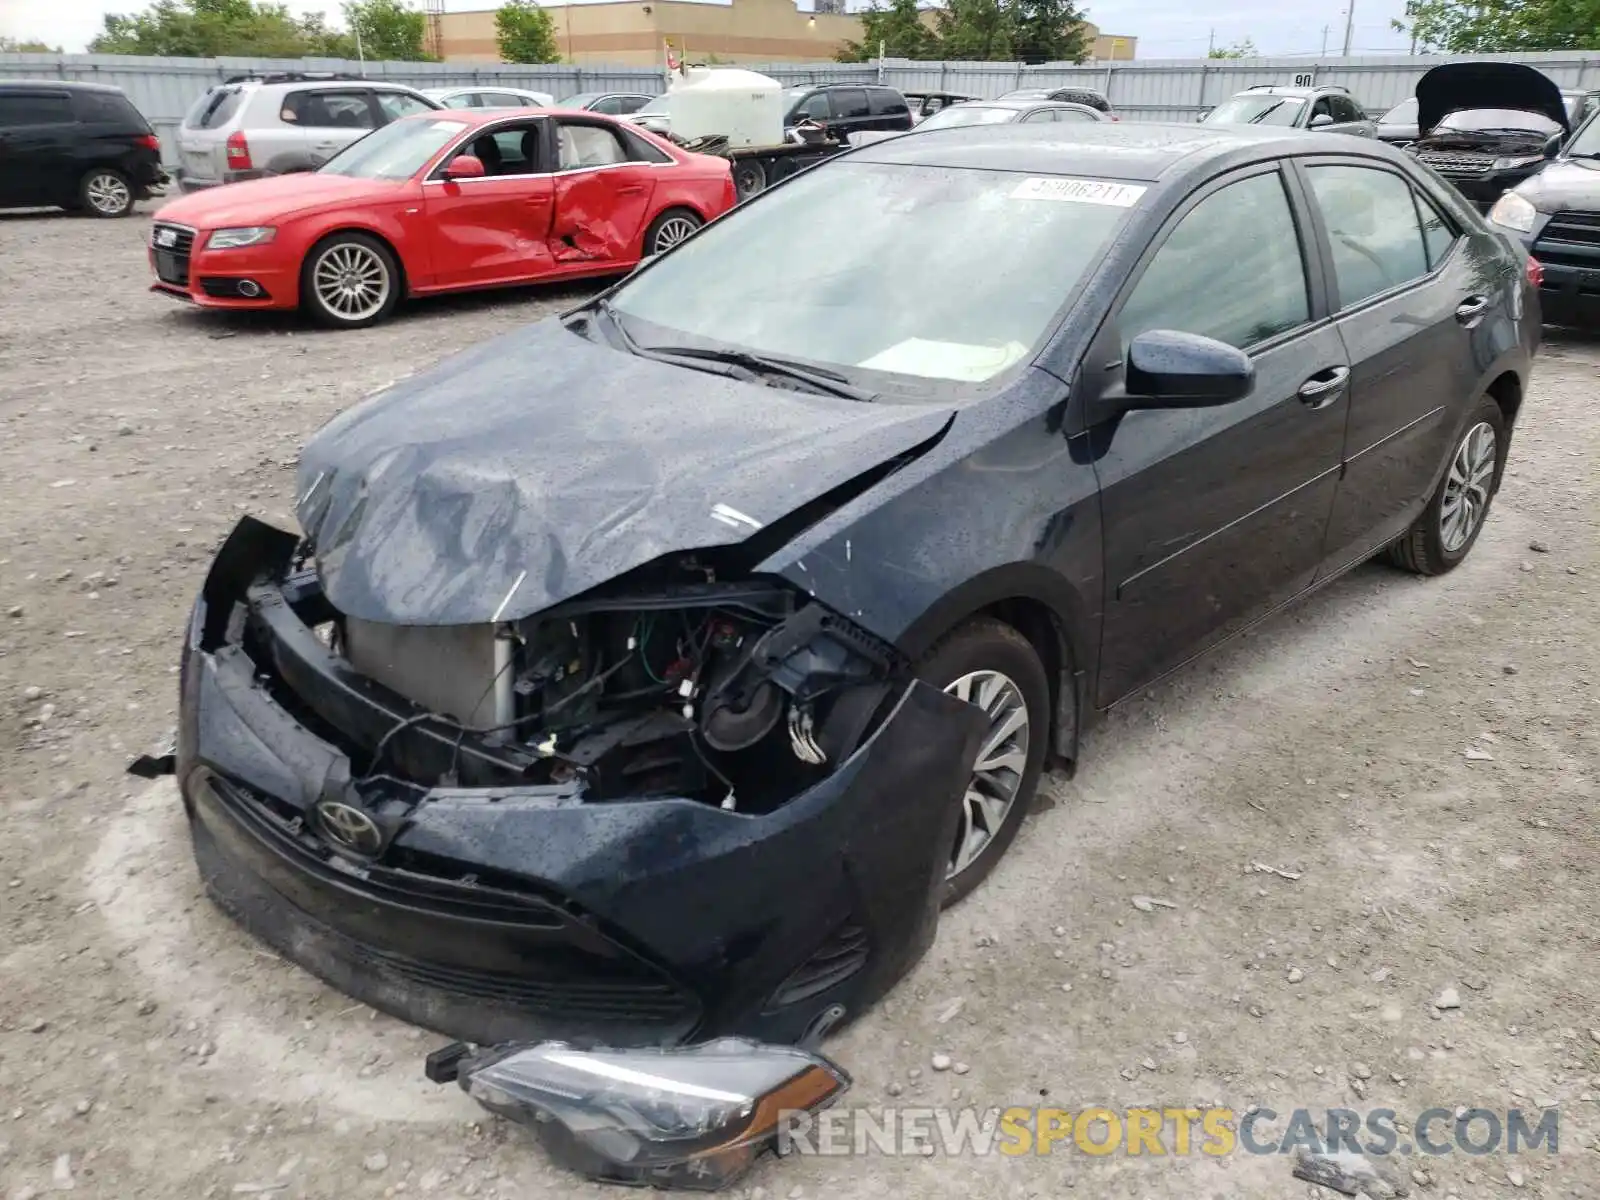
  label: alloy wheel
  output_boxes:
[85,172,131,216]
[942,669,1030,880]
[312,243,391,323]
[1439,420,1497,553]
[650,215,700,254]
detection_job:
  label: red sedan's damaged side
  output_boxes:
[146,109,735,326]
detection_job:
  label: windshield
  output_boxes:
[1381,97,1418,124]
[1436,107,1562,134]
[1566,113,1600,156]
[609,162,1138,389]
[918,104,1019,129]
[317,117,467,180]
[1204,95,1307,126]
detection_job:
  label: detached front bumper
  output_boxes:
[178,518,984,1047]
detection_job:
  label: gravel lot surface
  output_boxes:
[2,206,1598,1200]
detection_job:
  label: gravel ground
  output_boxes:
[2,206,1598,1200]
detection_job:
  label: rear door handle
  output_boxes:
[1456,295,1489,325]
[1297,366,1350,409]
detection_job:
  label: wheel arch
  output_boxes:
[301,224,414,303]
[1484,369,1523,431]
[897,564,1093,773]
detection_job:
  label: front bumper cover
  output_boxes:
[178,517,985,1047]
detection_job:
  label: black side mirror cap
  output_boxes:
[1125,329,1255,408]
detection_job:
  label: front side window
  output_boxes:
[796,91,830,120]
[1119,170,1310,351]
[610,162,1137,389]
[592,96,624,114]
[376,92,435,122]
[1020,109,1056,124]
[615,96,649,114]
[0,92,74,126]
[318,117,466,179]
[1204,95,1308,127]
[438,93,477,109]
[1306,164,1429,309]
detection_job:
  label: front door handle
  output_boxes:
[616,184,645,195]
[1455,295,1489,325]
[1297,366,1350,409]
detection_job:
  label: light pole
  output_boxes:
[1341,0,1355,56]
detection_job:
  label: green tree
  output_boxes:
[1011,0,1088,64]
[936,0,1013,60]
[1395,0,1600,51]
[0,37,62,51]
[1207,37,1257,58]
[90,0,351,56]
[344,0,430,59]
[837,0,936,61]
[494,0,560,63]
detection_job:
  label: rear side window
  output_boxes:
[1306,164,1430,308]
[72,90,147,128]
[185,87,244,130]
[869,89,908,117]
[615,96,649,114]
[439,93,477,109]
[1058,108,1099,123]
[0,92,75,127]
[621,127,672,164]
[283,90,376,130]
[1119,170,1310,350]
[480,92,526,108]
[591,96,624,114]
[557,121,628,168]
[833,89,871,120]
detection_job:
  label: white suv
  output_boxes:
[175,73,440,192]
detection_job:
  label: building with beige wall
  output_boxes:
[437,0,1135,66]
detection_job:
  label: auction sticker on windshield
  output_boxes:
[1011,177,1147,207]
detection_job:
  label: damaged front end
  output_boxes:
[178,516,984,1049]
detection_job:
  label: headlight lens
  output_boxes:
[1490,155,1545,171]
[207,226,276,250]
[455,1038,850,1189]
[1488,191,1539,234]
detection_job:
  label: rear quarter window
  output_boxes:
[869,89,909,117]
[72,90,149,129]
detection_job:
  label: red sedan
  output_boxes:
[147,108,736,328]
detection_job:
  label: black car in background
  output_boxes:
[0,80,165,217]
[783,82,912,137]
[1489,107,1600,328]
[1409,62,1569,210]
[1383,88,1599,150]
[175,121,1537,1052]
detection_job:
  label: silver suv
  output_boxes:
[1202,84,1376,137]
[175,73,440,192]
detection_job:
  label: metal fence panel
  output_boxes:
[7,48,1600,166]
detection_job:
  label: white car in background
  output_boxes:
[422,86,556,110]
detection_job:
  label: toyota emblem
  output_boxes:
[315,800,383,856]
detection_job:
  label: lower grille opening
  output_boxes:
[768,920,869,1008]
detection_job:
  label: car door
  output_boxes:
[422,119,556,288]
[0,90,76,206]
[549,117,657,264]
[1300,159,1488,571]
[1086,165,1350,705]
[294,88,380,168]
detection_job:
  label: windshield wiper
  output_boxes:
[1248,100,1287,124]
[595,300,876,402]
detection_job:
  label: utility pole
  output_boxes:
[1341,1,1355,56]
[1207,27,1215,55]
[1321,25,1329,55]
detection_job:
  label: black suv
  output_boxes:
[783,83,912,137]
[0,81,165,217]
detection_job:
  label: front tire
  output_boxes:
[80,168,134,218]
[300,233,401,329]
[1387,395,1506,575]
[917,618,1050,906]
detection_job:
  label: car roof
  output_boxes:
[961,98,1095,112]
[845,121,1383,180]
[427,85,545,94]
[0,79,124,94]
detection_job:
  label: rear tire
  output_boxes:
[79,168,134,218]
[300,233,401,330]
[1386,395,1506,576]
[642,208,703,257]
[732,159,767,202]
[916,618,1050,907]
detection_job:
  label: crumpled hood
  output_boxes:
[295,319,953,625]
[1511,156,1600,213]
[1417,62,1569,137]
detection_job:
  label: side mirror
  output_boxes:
[1309,112,1335,129]
[1125,329,1254,408]
[443,154,486,180]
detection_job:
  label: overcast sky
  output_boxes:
[2,0,1415,60]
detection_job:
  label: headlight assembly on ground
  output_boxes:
[432,1038,850,1190]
